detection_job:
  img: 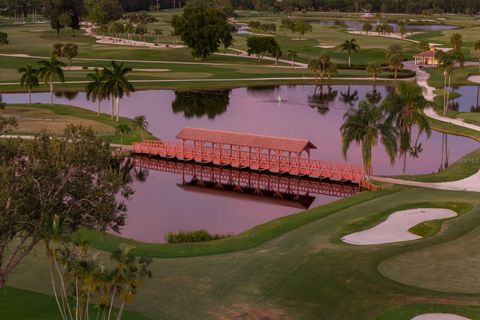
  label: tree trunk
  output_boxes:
[50,79,53,105]
[98,100,101,116]
[28,87,32,104]
[110,95,114,118]
[348,55,351,68]
[116,97,120,122]
[0,274,6,289]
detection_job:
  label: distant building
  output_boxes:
[414,47,439,66]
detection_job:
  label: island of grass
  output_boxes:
[0,103,155,145]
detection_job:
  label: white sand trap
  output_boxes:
[342,208,457,245]
[317,45,336,48]
[412,313,470,320]
[468,75,480,84]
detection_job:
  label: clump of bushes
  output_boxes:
[248,21,276,32]
[166,229,231,243]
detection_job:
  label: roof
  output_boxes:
[176,127,317,153]
[414,50,437,58]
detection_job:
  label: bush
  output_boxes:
[166,230,231,243]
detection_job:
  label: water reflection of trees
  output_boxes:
[340,86,358,107]
[54,91,79,100]
[246,85,280,93]
[470,86,480,112]
[171,90,230,119]
[308,85,337,114]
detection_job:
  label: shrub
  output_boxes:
[166,229,231,243]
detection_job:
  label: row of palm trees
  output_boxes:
[341,80,431,177]
[86,61,135,121]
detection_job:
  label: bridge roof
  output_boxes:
[176,127,317,153]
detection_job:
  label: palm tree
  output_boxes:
[308,55,330,82]
[326,63,337,80]
[341,100,397,177]
[86,68,105,116]
[153,29,163,45]
[340,39,359,68]
[18,65,39,104]
[450,33,463,52]
[473,40,480,71]
[366,62,382,84]
[115,123,131,145]
[382,81,432,172]
[133,115,149,141]
[388,53,403,82]
[61,43,78,70]
[436,50,464,115]
[308,58,321,81]
[51,42,64,58]
[287,50,297,68]
[102,61,135,122]
[37,56,66,105]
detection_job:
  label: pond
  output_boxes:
[3,85,479,243]
[449,86,480,113]
[310,19,458,32]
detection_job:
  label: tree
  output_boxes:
[293,21,312,39]
[450,32,463,51]
[418,40,430,52]
[246,36,281,63]
[135,25,148,41]
[280,19,294,32]
[51,42,65,58]
[474,40,480,71]
[172,3,233,59]
[362,22,372,34]
[102,61,135,122]
[382,81,432,172]
[115,123,131,144]
[326,63,337,80]
[125,23,135,40]
[387,43,403,58]
[388,53,404,82]
[38,56,66,105]
[62,43,79,70]
[0,125,133,288]
[133,115,149,141]
[398,24,407,38]
[0,95,18,134]
[366,62,382,84]
[153,29,163,45]
[436,50,464,115]
[86,68,105,116]
[340,38,360,68]
[308,54,330,81]
[109,22,125,40]
[18,65,39,104]
[85,0,124,27]
[287,50,297,68]
[341,101,397,177]
[0,32,8,45]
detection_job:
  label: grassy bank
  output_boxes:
[1,103,155,144]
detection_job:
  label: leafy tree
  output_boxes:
[246,36,281,62]
[172,4,233,59]
[115,123,131,144]
[0,32,8,45]
[127,11,158,25]
[398,24,407,38]
[62,43,79,70]
[86,68,106,116]
[474,40,480,71]
[135,25,148,41]
[18,65,39,104]
[125,23,135,40]
[293,20,312,39]
[387,43,403,58]
[0,125,133,288]
[109,22,125,39]
[340,38,360,68]
[382,81,432,172]
[133,115,149,141]
[280,18,295,32]
[85,0,124,27]
[102,61,135,121]
[418,40,430,52]
[38,56,66,105]
[341,100,397,177]
[366,62,382,83]
[0,95,18,134]
[450,32,463,51]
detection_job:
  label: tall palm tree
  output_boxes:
[153,29,163,45]
[366,62,382,84]
[382,81,432,172]
[450,33,463,52]
[115,123,131,145]
[388,53,403,82]
[436,50,464,115]
[326,63,337,80]
[86,68,105,116]
[287,50,297,68]
[340,39,359,68]
[102,61,135,122]
[308,58,321,81]
[37,56,66,105]
[341,100,397,177]
[18,65,39,104]
[133,115,149,141]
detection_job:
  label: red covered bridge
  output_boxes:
[131,128,378,191]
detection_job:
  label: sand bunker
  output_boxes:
[412,313,470,320]
[342,208,457,245]
[316,45,336,48]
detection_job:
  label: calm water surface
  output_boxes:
[449,86,480,112]
[3,85,479,242]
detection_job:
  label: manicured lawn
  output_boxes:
[1,103,156,144]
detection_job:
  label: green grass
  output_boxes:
[0,287,150,320]
[396,148,480,182]
[3,103,156,144]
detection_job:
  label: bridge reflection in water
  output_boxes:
[133,157,361,209]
